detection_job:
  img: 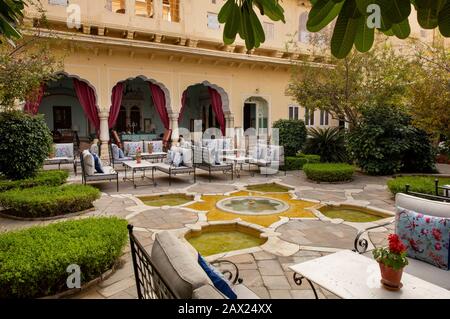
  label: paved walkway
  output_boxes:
[0,167,397,299]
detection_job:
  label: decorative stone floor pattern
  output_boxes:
[0,168,401,299]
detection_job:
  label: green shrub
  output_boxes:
[0,111,53,180]
[347,104,435,175]
[283,154,321,171]
[0,184,100,218]
[0,217,128,298]
[303,163,355,182]
[272,119,307,156]
[0,170,69,192]
[303,127,348,163]
[387,176,450,195]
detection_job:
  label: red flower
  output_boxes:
[425,217,431,223]
[388,234,407,254]
[435,243,442,251]
[432,228,442,241]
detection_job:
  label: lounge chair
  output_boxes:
[128,226,260,299]
[193,145,234,182]
[80,150,119,191]
[45,143,75,170]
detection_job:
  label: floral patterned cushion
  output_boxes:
[144,141,163,153]
[396,207,450,270]
[55,143,74,158]
[124,142,143,156]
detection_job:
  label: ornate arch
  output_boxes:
[114,75,172,113]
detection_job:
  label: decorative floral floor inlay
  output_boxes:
[186,191,316,227]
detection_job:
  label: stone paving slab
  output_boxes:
[2,169,400,300]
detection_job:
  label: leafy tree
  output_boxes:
[405,40,450,142]
[272,119,307,156]
[303,127,347,163]
[0,34,62,111]
[347,103,435,175]
[287,43,414,128]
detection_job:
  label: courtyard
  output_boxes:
[1,166,401,299]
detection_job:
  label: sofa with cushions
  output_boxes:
[355,193,450,290]
[155,145,196,186]
[248,144,285,176]
[123,141,167,162]
[128,227,259,299]
[193,144,234,182]
[80,150,119,191]
[45,143,75,170]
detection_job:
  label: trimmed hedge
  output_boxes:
[303,163,355,182]
[387,176,450,195]
[0,184,100,218]
[272,119,307,156]
[283,154,321,171]
[0,170,69,192]
[0,111,53,180]
[0,217,128,298]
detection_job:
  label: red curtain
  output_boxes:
[208,87,226,135]
[149,83,169,130]
[73,78,100,132]
[178,90,187,124]
[24,84,45,115]
[108,82,124,128]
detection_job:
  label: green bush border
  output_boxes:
[0,184,100,218]
[0,217,128,298]
[283,154,321,171]
[0,170,68,192]
[387,176,450,195]
[303,163,355,183]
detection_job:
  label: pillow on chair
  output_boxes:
[92,153,104,174]
[396,207,449,270]
[197,254,237,299]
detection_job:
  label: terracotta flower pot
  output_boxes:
[379,262,404,290]
[136,156,142,164]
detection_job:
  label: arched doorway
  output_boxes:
[26,74,99,144]
[109,77,171,140]
[243,96,269,135]
[178,82,229,135]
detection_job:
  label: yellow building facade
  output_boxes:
[24,0,439,157]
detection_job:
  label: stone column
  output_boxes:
[169,112,180,142]
[99,111,110,163]
[225,113,235,128]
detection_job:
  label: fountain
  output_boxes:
[216,196,289,215]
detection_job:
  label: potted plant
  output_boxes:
[373,234,409,290]
[49,144,56,158]
[136,147,142,164]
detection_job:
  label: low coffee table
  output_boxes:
[290,250,450,299]
[123,160,158,188]
[224,155,252,178]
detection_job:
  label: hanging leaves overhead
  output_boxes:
[307,0,450,58]
[219,0,285,50]
[0,0,25,42]
[219,0,449,58]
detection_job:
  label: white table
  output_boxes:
[122,160,159,188]
[289,250,450,299]
[224,155,253,178]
